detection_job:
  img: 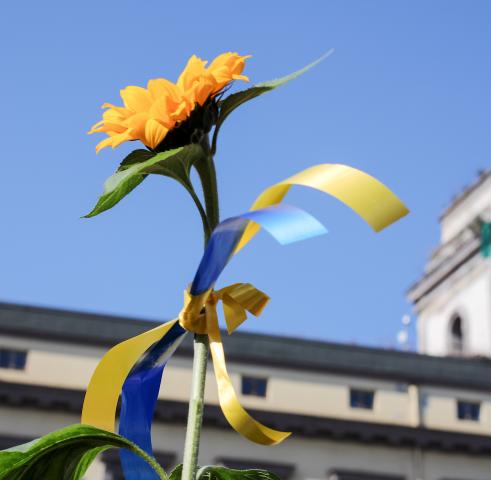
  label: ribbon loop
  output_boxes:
[221,295,247,334]
[220,283,270,317]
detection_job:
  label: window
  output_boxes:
[0,434,32,450]
[241,376,267,397]
[0,349,27,370]
[395,383,409,393]
[449,315,464,355]
[102,450,175,480]
[350,389,374,409]
[457,400,480,421]
[328,469,404,480]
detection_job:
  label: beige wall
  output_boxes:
[421,385,491,435]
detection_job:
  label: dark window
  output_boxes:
[449,315,464,355]
[457,400,480,421]
[0,349,27,370]
[395,383,408,393]
[0,435,32,450]
[350,389,374,409]
[241,376,267,397]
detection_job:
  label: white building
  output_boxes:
[2,300,491,480]
[408,170,491,357]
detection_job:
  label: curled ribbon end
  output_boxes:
[261,430,292,446]
[274,431,293,445]
[373,205,410,233]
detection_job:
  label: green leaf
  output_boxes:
[117,149,155,170]
[197,466,281,480]
[84,144,205,218]
[169,463,183,480]
[211,49,334,154]
[169,464,280,480]
[0,424,168,480]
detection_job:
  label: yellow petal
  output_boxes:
[101,103,131,116]
[120,86,153,113]
[144,118,168,149]
[149,97,173,126]
[193,77,217,106]
[111,131,134,149]
[177,55,208,91]
[207,52,234,71]
[232,74,249,82]
[88,120,105,133]
[92,123,127,135]
[95,136,117,153]
[102,108,129,124]
[126,112,150,140]
[208,52,251,73]
[169,100,189,120]
[94,131,133,153]
[147,78,181,102]
[207,53,251,93]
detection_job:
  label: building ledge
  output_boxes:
[407,236,480,305]
[1,381,491,455]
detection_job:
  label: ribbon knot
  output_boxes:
[179,283,270,335]
[178,282,290,445]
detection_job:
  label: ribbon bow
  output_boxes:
[179,283,289,445]
[180,283,269,334]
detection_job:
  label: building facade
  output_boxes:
[408,170,491,358]
[1,302,491,480]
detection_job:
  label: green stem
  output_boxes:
[181,135,219,480]
[130,442,169,480]
[181,334,209,480]
[194,137,220,242]
[185,185,212,243]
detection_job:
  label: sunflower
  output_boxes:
[89,52,250,153]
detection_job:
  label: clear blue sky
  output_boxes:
[1,1,490,349]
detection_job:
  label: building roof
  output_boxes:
[2,301,491,391]
[440,168,491,220]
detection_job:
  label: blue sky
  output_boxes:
[1,1,490,349]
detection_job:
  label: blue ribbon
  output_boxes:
[119,321,186,479]
[117,204,327,478]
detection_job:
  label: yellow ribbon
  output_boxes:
[179,283,291,445]
[81,319,179,432]
[236,163,409,253]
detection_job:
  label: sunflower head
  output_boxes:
[89,52,250,153]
